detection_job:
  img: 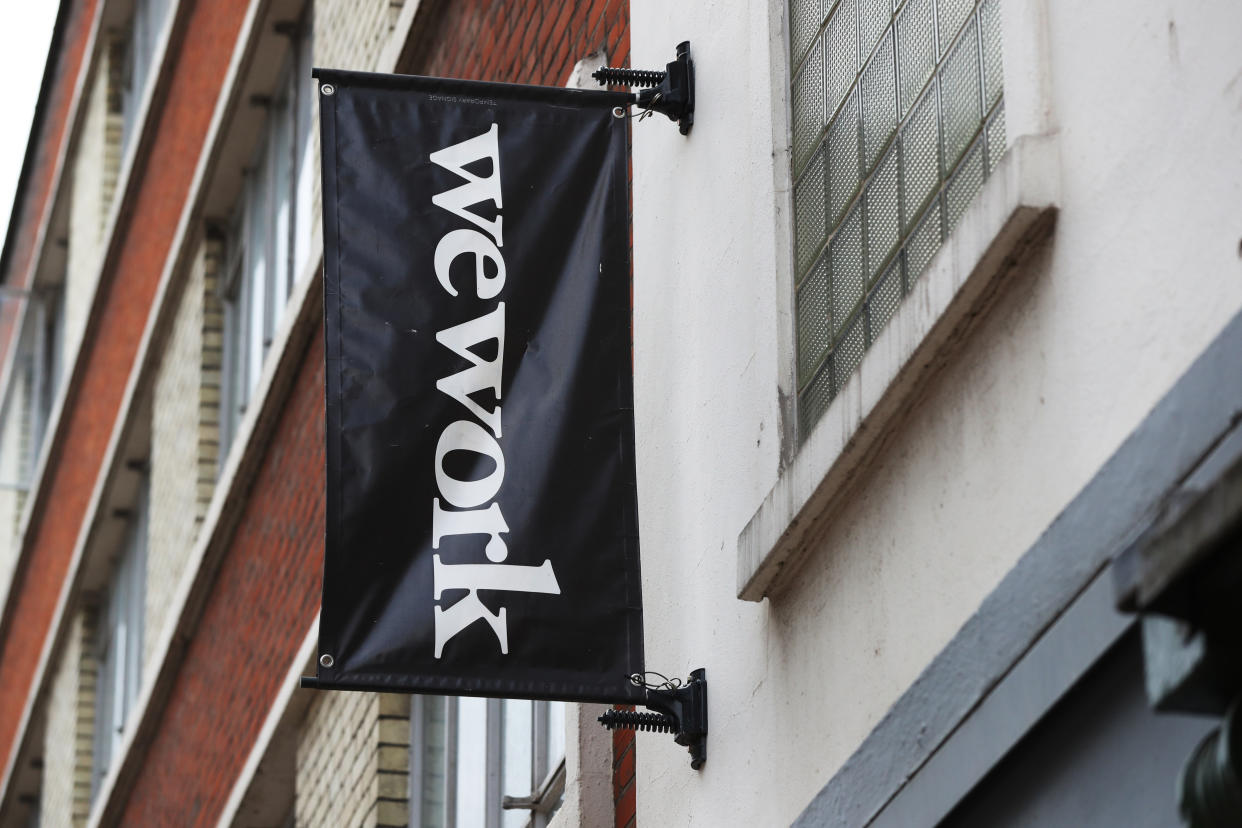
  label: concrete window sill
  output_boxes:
[738,134,1060,601]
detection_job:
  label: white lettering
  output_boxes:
[434,228,506,299]
[432,499,510,563]
[434,420,505,508]
[432,556,561,657]
[429,124,504,246]
[435,304,505,437]
[428,121,561,659]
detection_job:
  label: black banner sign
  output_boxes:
[310,69,644,703]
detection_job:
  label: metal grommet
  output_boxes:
[321,83,336,96]
[319,653,335,668]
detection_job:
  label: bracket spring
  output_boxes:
[598,709,677,733]
[592,41,695,135]
[592,67,666,88]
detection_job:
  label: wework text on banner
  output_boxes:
[312,70,643,703]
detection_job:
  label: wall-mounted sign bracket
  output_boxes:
[592,41,695,135]
[598,668,708,769]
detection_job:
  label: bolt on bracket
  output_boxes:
[598,668,708,769]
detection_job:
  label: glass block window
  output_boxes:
[790,0,1006,438]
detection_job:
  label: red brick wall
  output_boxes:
[411,0,630,85]
[119,331,325,826]
[613,708,637,828]
[0,0,253,775]
[112,0,633,823]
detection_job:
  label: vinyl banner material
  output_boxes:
[311,69,644,703]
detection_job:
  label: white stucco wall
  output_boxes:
[629,0,1242,824]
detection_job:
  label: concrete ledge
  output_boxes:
[738,133,1061,601]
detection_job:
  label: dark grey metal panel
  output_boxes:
[868,571,1132,828]
[941,633,1214,828]
[793,308,1242,828]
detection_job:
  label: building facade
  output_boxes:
[0,1,632,826]
[0,0,1239,827]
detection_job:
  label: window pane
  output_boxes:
[865,146,901,282]
[122,0,171,152]
[791,37,825,175]
[271,89,293,331]
[797,253,832,384]
[794,148,827,278]
[418,697,449,828]
[245,167,269,401]
[91,616,114,797]
[860,31,897,174]
[830,205,863,340]
[901,87,939,227]
[859,0,891,64]
[938,0,974,54]
[985,102,1006,176]
[91,475,147,802]
[868,258,903,333]
[455,697,488,828]
[224,256,246,449]
[501,700,533,828]
[124,480,148,719]
[940,17,981,172]
[826,89,861,228]
[39,285,65,437]
[789,0,823,69]
[292,16,315,285]
[980,0,1003,109]
[824,0,858,117]
[111,619,129,756]
[896,0,936,118]
[546,703,565,773]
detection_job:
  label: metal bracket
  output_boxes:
[598,668,708,769]
[592,42,695,135]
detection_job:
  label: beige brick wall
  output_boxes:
[64,39,122,373]
[40,607,97,828]
[309,0,406,253]
[296,692,410,828]
[200,237,224,508]
[146,236,223,670]
[314,0,404,71]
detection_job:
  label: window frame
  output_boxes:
[91,475,149,801]
[410,695,567,828]
[219,13,314,463]
[120,0,174,154]
[786,0,1008,445]
[740,0,1060,601]
[0,282,66,500]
